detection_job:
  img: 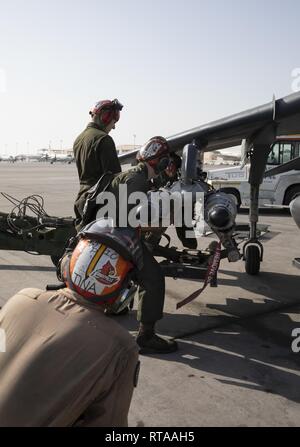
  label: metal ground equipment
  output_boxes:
[1,91,300,280]
[0,193,76,266]
[0,143,241,292]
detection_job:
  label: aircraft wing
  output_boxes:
[264,156,300,177]
[119,91,300,165]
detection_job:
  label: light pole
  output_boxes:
[133,134,136,149]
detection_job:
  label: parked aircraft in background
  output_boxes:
[26,154,49,162]
[0,155,16,162]
[0,153,74,163]
[49,154,74,164]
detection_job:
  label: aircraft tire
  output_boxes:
[245,245,260,275]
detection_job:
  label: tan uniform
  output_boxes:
[0,288,139,427]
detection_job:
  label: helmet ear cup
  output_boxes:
[57,252,72,283]
[155,157,170,173]
[100,109,114,126]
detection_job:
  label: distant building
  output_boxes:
[204,150,240,165]
[117,144,141,155]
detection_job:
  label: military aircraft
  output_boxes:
[0,91,300,285]
[21,153,74,163]
[26,153,49,162]
[0,155,16,162]
[26,153,74,163]
[119,91,300,275]
[49,154,74,164]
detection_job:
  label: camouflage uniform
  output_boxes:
[106,163,165,324]
[73,122,121,227]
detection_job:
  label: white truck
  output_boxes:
[207,136,300,208]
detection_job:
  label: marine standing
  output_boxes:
[73,99,123,230]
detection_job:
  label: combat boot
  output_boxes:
[136,323,178,355]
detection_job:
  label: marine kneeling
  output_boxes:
[0,220,140,427]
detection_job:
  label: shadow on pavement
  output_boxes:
[113,300,300,404]
[216,269,300,304]
[169,323,300,404]
[239,208,291,217]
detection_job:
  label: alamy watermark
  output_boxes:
[0,69,7,93]
[291,68,300,93]
[0,328,6,352]
[95,186,206,237]
[291,328,300,353]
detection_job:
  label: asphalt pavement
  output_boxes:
[0,162,299,426]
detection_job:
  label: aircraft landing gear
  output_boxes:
[243,242,263,275]
[243,184,263,275]
[241,125,277,275]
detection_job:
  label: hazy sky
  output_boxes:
[0,0,299,155]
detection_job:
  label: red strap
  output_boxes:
[176,241,222,310]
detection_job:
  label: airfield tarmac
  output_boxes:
[0,162,300,427]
